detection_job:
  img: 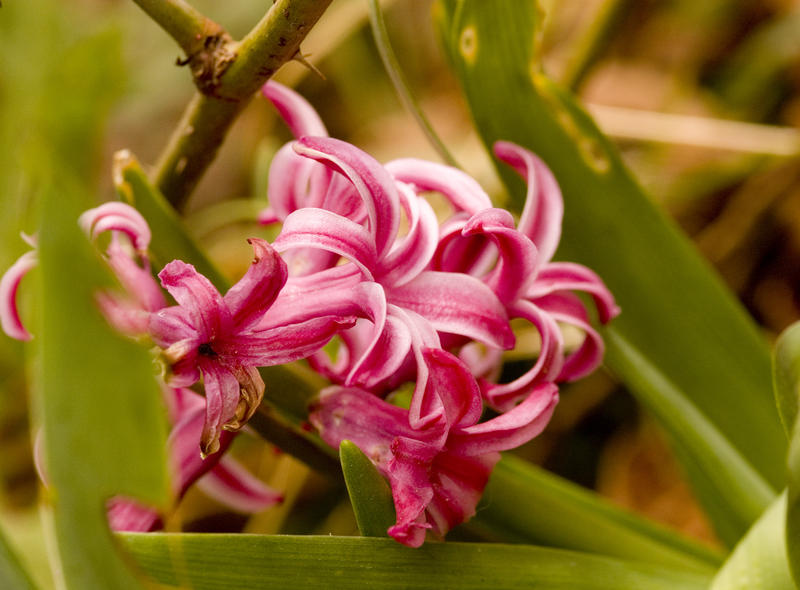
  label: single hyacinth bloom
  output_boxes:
[149,237,355,456]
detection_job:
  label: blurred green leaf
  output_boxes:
[340,440,395,537]
[36,180,169,588]
[774,321,800,436]
[435,0,782,545]
[467,455,722,572]
[710,493,793,590]
[0,525,37,590]
[121,533,713,589]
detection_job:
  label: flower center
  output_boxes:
[198,342,218,358]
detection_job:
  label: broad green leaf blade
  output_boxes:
[467,455,721,572]
[339,440,395,537]
[710,493,794,590]
[37,183,169,589]
[435,0,782,544]
[774,320,800,436]
[0,526,37,590]
[121,533,712,590]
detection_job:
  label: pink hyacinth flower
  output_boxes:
[150,237,355,456]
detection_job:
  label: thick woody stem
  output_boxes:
[142,0,333,209]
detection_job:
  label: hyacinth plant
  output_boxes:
[2,1,800,589]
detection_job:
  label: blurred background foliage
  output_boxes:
[4,0,800,585]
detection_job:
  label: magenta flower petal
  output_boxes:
[528,262,620,324]
[481,299,564,412]
[462,208,540,304]
[0,249,37,341]
[223,238,288,330]
[262,81,328,138]
[388,271,514,350]
[222,315,356,366]
[198,361,244,457]
[107,498,161,532]
[273,208,377,280]
[536,292,607,382]
[494,141,563,264]
[78,202,152,253]
[105,239,166,313]
[346,313,412,389]
[450,383,559,455]
[385,158,493,214]
[294,137,400,259]
[158,260,232,342]
[416,348,484,430]
[376,184,439,287]
[197,454,283,513]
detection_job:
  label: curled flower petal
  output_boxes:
[273,208,377,280]
[494,141,563,264]
[78,202,151,253]
[481,299,564,412]
[536,292,607,382]
[417,347,484,430]
[528,262,620,324]
[462,208,539,304]
[262,80,328,138]
[450,383,559,455]
[294,137,400,259]
[107,498,161,532]
[385,158,492,214]
[388,271,514,351]
[0,249,37,341]
[377,183,439,287]
[223,238,288,330]
[105,239,165,313]
[197,454,283,514]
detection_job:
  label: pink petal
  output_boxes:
[376,183,439,287]
[266,143,334,222]
[273,208,377,280]
[425,450,499,538]
[105,238,166,312]
[535,292,607,382]
[346,312,412,390]
[0,250,37,341]
[78,202,152,253]
[385,436,438,547]
[198,454,283,513]
[450,383,559,455]
[462,208,539,304]
[432,214,497,277]
[385,159,492,214]
[107,498,160,532]
[528,262,620,324]
[220,315,356,366]
[198,361,245,457]
[480,299,564,412]
[223,238,288,330]
[494,141,563,264]
[95,291,152,336]
[262,81,328,138]
[294,137,400,259]
[388,271,514,350]
[414,348,484,430]
[158,260,232,342]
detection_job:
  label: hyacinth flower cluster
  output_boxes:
[0,80,618,547]
[257,82,619,546]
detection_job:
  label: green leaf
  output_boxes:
[467,455,722,572]
[36,181,169,589]
[121,533,712,590]
[0,525,37,590]
[339,440,395,537]
[774,320,800,436]
[710,493,794,590]
[435,0,782,545]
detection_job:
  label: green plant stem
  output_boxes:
[151,0,333,209]
[367,0,458,167]
[131,0,223,58]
